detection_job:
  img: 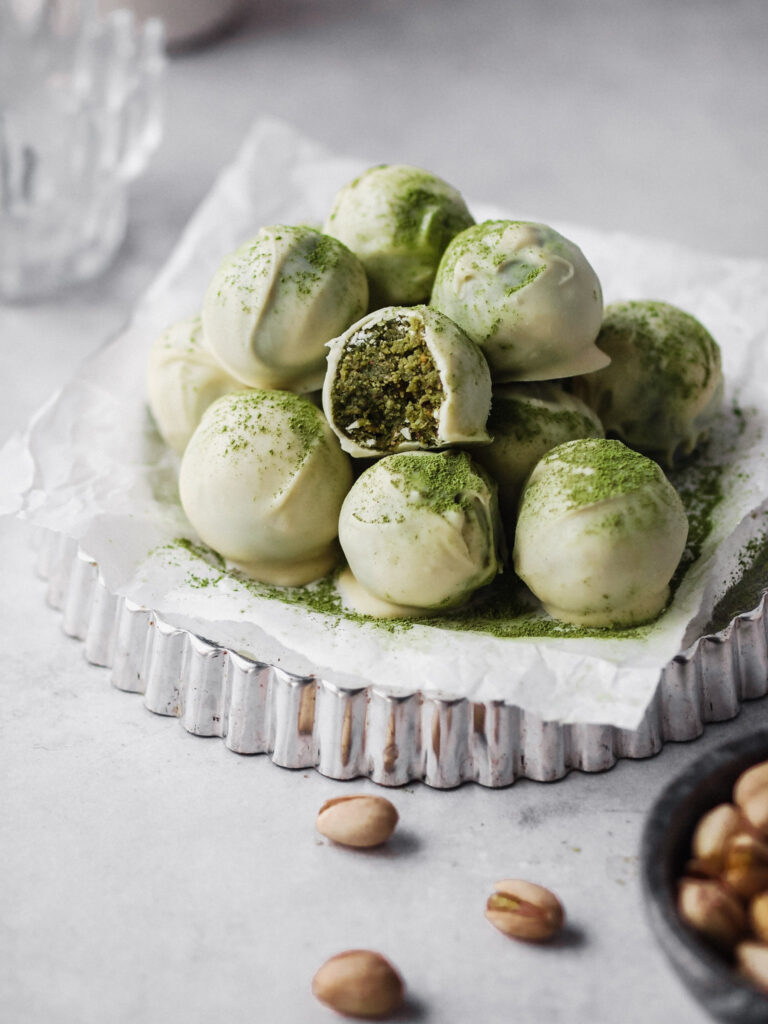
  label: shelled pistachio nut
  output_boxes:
[677,878,746,951]
[722,832,768,899]
[316,795,399,848]
[736,941,768,994]
[312,949,405,1019]
[749,892,768,944]
[691,803,743,874]
[734,761,768,834]
[683,858,723,880]
[485,879,565,942]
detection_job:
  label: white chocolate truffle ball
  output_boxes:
[146,314,245,455]
[574,300,724,466]
[201,225,368,392]
[179,391,353,586]
[338,450,503,613]
[430,220,607,382]
[473,383,604,527]
[323,164,474,307]
[514,439,688,627]
[323,305,492,458]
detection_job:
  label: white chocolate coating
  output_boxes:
[473,383,604,528]
[514,438,688,627]
[335,567,439,620]
[323,305,492,458]
[574,300,724,466]
[338,450,502,611]
[179,391,353,586]
[430,220,608,382]
[201,225,368,391]
[146,314,245,455]
[323,164,474,306]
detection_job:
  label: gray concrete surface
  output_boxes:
[2,2,768,1021]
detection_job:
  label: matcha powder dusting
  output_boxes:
[529,438,663,513]
[385,449,491,514]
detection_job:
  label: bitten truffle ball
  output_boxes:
[323,305,492,458]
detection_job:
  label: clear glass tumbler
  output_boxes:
[0,0,165,300]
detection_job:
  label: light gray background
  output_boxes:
[2,2,768,1021]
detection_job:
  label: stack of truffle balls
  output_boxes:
[147,165,724,628]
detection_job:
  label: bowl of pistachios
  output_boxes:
[641,729,768,1023]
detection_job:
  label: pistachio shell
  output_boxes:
[677,877,746,950]
[312,949,405,1019]
[691,803,743,871]
[748,892,768,943]
[316,795,399,848]
[736,941,768,994]
[735,761,768,834]
[485,879,565,942]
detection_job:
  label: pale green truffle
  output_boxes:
[146,314,245,455]
[514,438,688,627]
[202,225,368,392]
[473,382,604,530]
[324,164,474,307]
[574,300,724,466]
[338,450,503,612]
[179,390,353,586]
[430,220,607,382]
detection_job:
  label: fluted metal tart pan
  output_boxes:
[38,529,768,788]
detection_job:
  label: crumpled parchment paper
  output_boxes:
[3,117,768,730]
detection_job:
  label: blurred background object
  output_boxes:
[98,0,246,49]
[0,0,165,301]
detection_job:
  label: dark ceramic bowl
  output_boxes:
[641,729,768,1023]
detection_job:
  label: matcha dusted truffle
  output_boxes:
[338,450,503,616]
[574,300,724,466]
[146,314,245,456]
[430,221,607,382]
[179,391,353,586]
[514,438,688,628]
[473,383,604,528]
[202,225,368,392]
[323,305,492,458]
[323,164,474,307]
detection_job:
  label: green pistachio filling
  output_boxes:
[331,314,444,450]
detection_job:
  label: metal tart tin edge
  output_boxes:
[37,530,768,788]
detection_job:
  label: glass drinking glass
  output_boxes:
[0,0,165,300]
